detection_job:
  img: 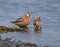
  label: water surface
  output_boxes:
[0,0,60,47]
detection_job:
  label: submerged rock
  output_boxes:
[0,38,38,47]
[16,43,38,47]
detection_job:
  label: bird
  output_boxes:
[33,17,42,31]
[10,13,31,27]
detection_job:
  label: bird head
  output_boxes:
[24,13,31,18]
[37,17,41,21]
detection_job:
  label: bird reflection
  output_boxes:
[22,26,30,32]
[34,27,42,33]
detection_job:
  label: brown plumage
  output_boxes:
[33,17,42,31]
[10,13,31,27]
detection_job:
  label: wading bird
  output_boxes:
[10,13,31,27]
[33,17,42,31]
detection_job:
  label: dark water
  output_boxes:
[0,0,60,47]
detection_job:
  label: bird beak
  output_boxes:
[30,16,32,18]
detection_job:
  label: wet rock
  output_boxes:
[43,45,56,47]
[0,26,8,33]
[0,43,11,47]
[3,38,11,42]
[0,26,30,33]
[0,38,38,47]
[44,46,49,47]
[19,43,38,47]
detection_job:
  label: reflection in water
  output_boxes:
[23,27,30,32]
[35,30,42,34]
[34,29,43,47]
[34,27,42,33]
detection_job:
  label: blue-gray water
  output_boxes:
[0,0,60,47]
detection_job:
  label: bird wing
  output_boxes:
[16,18,24,22]
[10,18,24,23]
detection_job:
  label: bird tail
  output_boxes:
[10,21,16,24]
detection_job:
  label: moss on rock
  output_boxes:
[0,26,30,33]
[0,26,8,33]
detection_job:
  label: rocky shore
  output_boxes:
[0,26,30,33]
[0,38,38,47]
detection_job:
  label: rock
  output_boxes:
[44,46,49,47]
[0,26,30,33]
[3,38,11,42]
[0,43,11,47]
[0,26,8,33]
[19,43,38,47]
[0,38,38,47]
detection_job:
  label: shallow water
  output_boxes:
[0,0,60,47]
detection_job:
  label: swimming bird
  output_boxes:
[10,13,31,27]
[33,17,42,31]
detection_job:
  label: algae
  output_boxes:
[0,26,30,33]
